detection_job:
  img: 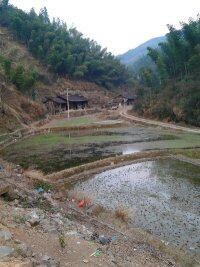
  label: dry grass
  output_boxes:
[25,169,45,181]
[4,162,14,177]
[114,207,130,223]
[89,204,105,216]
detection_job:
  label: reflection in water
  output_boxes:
[74,159,200,253]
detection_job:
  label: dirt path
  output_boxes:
[119,107,200,134]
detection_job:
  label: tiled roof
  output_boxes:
[59,94,88,102]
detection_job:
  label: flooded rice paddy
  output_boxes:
[1,123,200,173]
[73,158,200,253]
[1,115,200,256]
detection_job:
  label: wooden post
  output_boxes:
[67,88,70,120]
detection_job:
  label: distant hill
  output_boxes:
[118,36,166,68]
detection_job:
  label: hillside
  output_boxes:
[0,26,116,134]
[133,18,200,126]
[0,1,132,89]
[118,36,166,66]
[0,0,135,133]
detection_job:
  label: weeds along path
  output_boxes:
[119,107,200,134]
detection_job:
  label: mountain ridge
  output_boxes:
[118,36,166,66]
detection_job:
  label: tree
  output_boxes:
[0,0,9,7]
[0,3,131,88]
[11,65,25,90]
[39,7,50,24]
[3,58,11,79]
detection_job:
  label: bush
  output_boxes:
[114,207,130,222]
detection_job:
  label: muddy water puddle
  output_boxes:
[73,158,200,253]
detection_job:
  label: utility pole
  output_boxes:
[67,88,70,120]
[0,82,5,116]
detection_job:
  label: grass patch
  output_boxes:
[7,133,122,150]
[174,148,200,159]
[159,134,178,140]
[44,117,96,128]
[13,214,26,224]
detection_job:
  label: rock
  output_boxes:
[25,221,31,228]
[0,246,14,260]
[98,235,111,245]
[0,230,12,241]
[42,255,51,261]
[0,183,11,196]
[14,239,21,244]
[0,165,4,172]
[80,225,92,240]
[35,188,44,194]
[17,243,33,258]
[28,218,40,227]
[90,232,99,241]
[41,256,59,267]
[14,199,20,205]
[54,192,66,201]
[27,211,40,227]
[9,189,21,200]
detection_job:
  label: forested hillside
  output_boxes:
[0,0,132,89]
[134,17,200,126]
[0,24,119,133]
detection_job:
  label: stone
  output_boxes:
[41,256,59,267]
[98,235,111,245]
[42,255,51,262]
[25,221,31,228]
[0,165,4,172]
[28,218,39,227]
[0,230,12,241]
[0,183,11,196]
[90,232,99,241]
[27,211,40,227]
[9,189,21,200]
[14,199,20,205]
[14,239,21,244]
[0,246,14,260]
[17,243,33,258]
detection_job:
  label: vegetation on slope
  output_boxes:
[134,17,200,126]
[0,54,38,96]
[0,0,133,89]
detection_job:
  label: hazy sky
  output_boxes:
[9,0,200,55]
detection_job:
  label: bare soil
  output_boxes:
[0,158,187,267]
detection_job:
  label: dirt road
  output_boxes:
[119,107,200,134]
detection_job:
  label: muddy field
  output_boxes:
[1,120,200,173]
[0,113,200,265]
[73,158,200,256]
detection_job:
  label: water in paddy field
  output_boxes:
[74,158,200,253]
